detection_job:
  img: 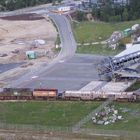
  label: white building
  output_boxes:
[58,6,71,12]
[112,0,129,5]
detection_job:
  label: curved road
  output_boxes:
[9,12,77,88]
[1,7,103,91]
[49,13,77,59]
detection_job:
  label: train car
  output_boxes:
[0,88,3,93]
[0,88,33,100]
[133,91,140,102]
[77,91,92,100]
[63,90,136,101]
[0,87,138,102]
[114,92,134,102]
[62,91,82,100]
[93,91,111,100]
[63,91,102,101]
[33,89,58,100]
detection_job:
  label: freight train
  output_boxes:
[0,88,58,100]
[0,88,139,102]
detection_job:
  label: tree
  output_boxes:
[0,0,56,11]
[92,7,100,20]
[90,0,140,22]
[129,0,140,19]
[122,8,129,21]
[76,11,86,21]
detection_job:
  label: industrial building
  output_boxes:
[98,42,140,81]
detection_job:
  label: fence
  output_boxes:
[0,123,139,139]
[0,123,72,133]
[72,98,113,132]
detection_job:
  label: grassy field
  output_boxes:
[76,44,125,56]
[85,102,140,132]
[73,20,140,55]
[0,101,100,127]
[73,20,140,43]
[0,101,139,139]
[0,101,139,132]
[126,81,140,91]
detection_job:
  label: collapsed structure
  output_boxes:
[98,50,140,81]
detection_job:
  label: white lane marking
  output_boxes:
[31,76,38,79]
[59,60,65,63]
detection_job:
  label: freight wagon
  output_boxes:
[0,88,32,100]
[133,91,140,102]
[0,88,139,102]
[63,90,135,102]
[63,91,103,101]
[33,89,58,100]
[0,88,58,100]
[114,92,135,102]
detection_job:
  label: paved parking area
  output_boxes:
[0,63,24,74]
[23,54,106,91]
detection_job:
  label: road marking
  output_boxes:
[31,76,38,79]
[59,60,65,63]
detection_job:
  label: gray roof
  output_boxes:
[115,44,140,58]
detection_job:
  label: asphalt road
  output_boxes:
[48,13,77,59]
[0,63,24,74]
[7,12,78,90]
[17,54,105,92]
[1,7,105,91]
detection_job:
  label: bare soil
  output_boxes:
[0,13,57,83]
[0,129,139,140]
[0,13,45,21]
[0,13,57,63]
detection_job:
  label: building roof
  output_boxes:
[124,28,131,32]
[115,44,140,58]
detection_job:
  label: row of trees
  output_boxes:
[92,0,140,22]
[0,0,61,11]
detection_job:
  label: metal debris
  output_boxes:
[92,105,123,125]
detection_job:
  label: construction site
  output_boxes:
[0,13,57,87]
[0,2,140,140]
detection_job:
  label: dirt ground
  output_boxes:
[0,14,57,63]
[0,130,139,140]
[0,14,58,84]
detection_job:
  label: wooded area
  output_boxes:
[0,0,140,22]
[92,0,140,22]
[0,0,61,11]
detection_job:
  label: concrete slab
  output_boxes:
[80,81,106,91]
[101,81,135,92]
[115,44,140,57]
[79,80,135,92]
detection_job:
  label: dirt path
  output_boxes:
[0,129,138,140]
[0,13,58,84]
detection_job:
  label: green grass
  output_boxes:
[0,101,100,127]
[73,20,140,43]
[52,47,61,54]
[85,103,140,132]
[76,44,125,56]
[55,34,61,45]
[126,81,140,91]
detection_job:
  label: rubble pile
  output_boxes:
[92,105,123,125]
